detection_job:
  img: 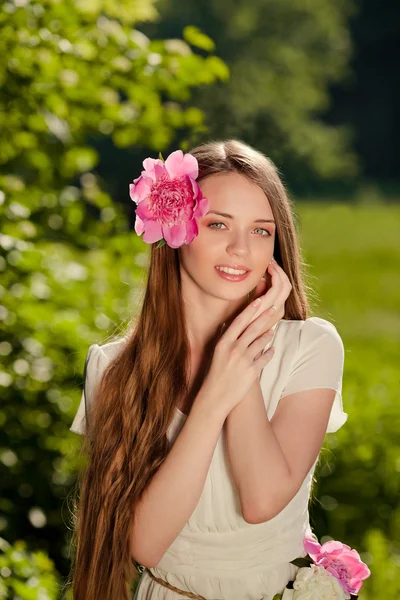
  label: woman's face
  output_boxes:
[179,171,276,303]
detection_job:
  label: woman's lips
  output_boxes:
[214,267,251,282]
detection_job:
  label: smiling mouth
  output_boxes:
[215,265,251,273]
[214,266,251,281]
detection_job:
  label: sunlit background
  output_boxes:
[0,0,399,597]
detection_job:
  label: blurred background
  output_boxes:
[0,0,399,597]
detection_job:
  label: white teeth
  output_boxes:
[216,266,247,275]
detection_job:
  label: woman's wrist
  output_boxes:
[192,384,229,426]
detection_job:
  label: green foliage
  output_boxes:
[297,200,400,599]
[153,0,359,184]
[361,529,400,598]
[183,25,216,53]
[0,537,59,599]
[0,0,228,577]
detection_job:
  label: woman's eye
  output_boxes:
[254,227,272,237]
[208,222,225,230]
[208,222,272,237]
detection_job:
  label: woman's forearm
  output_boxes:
[224,379,292,523]
[130,392,226,568]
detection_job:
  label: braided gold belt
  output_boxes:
[135,564,264,600]
[136,564,208,599]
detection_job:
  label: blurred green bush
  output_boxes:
[0,536,59,599]
[0,0,228,582]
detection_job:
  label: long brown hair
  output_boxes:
[68,139,315,600]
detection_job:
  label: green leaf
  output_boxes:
[158,152,165,162]
[156,239,166,248]
[290,556,313,568]
[183,26,215,52]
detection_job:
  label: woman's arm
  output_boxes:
[130,392,226,568]
[225,317,346,524]
[225,379,337,524]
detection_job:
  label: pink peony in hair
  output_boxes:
[303,535,371,596]
[129,150,210,249]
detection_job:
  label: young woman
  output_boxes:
[69,139,348,600]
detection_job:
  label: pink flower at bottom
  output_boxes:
[303,536,371,596]
[129,150,210,249]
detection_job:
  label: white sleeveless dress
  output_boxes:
[70,317,348,600]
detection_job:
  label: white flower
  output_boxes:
[281,565,351,600]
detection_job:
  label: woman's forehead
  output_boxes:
[200,172,273,218]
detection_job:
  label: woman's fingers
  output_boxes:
[219,296,266,344]
[265,260,292,307]
[251,260,285,319]
[269,259,292,294]
[255,345,275,368]
[239,306,275,348]
[248,329,274,359]
[242,262,291,346]
[220,259,292,346]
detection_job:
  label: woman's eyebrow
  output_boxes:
[207,210,275,224]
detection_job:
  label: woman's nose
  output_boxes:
[226,235,250,254]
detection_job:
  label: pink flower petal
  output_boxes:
[153,162,167,180]
[135,200,154,221]
[181,153,199,179]
[134,215,145,236]
[142,219,163,243]
[143,157,164,172]
[194,195,210,219]
[303,537,321,557]
[184,200,195,218]
[302,534,371,596]
[189,177,201,200]
[349,564,371,593]
[130,176,151,204]
[139,158,166,183]
[321,541,347,555]
[162,223,187,248]
[348,561,371,577]
[165,150,198,180]
[340,554,365,569]
[184,218,199,244]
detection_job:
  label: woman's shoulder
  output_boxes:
[89,336,128,364]
[278,316,340,334]
[277,316,343,354]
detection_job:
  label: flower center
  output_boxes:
[148,175,194,226]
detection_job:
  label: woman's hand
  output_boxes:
[221,257,292,344]
[249,257,293,359]
[199,300,276,416]
[249,257,292,328]
[199,257,293,416]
